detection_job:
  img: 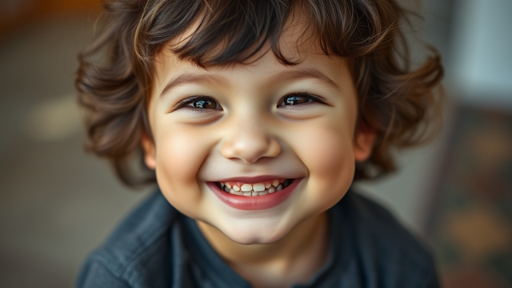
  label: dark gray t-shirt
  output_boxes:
[77,189,440,288]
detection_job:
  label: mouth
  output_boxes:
[215,178,294,197]
[208,178,301,210]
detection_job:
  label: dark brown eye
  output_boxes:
[187,99,219,109]
[278,93,319,106]
[176,96,222,111]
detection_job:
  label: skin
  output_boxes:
[141,19,376,288]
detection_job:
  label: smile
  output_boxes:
[216,179,293,197]
[208,178,301,210]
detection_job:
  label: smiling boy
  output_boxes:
[76,0,443,287]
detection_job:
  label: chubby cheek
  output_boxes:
[153,125,211,214]
[290,118,355,208]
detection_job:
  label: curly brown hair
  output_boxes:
[76,0,444,187]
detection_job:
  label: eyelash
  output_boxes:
[174,92,324,111]
[174,96,222,111]
[278,92,325,107]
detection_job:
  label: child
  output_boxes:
[76,0,443,287]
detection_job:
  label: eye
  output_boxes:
[174,96,222,111]
[278,93,323,107]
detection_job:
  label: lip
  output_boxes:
[216,175,288,183]
[207,178,301,210]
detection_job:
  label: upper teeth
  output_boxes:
[220,179,286,196]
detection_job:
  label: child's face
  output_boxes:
[142,29,375,244]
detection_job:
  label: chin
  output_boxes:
[227,233,286,246]
[219,221,292,245]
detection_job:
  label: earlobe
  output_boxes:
[353,126,377,161]
[141,134,156,169]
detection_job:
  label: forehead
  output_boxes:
[149,5,355,97]
[151,39,353,106]
[153,17,342,88]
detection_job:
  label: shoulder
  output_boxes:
[336,190,439,288]
[77,191,178,288]
[341,191,427,254]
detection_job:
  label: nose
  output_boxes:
[220,117,281,164]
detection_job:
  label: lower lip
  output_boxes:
[207,179,301,210]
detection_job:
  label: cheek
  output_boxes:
[153,125,211,207]
[288,117,356,203]
[302,124,354,179]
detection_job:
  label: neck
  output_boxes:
[196,212,329,287]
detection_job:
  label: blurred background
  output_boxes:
[0,0,510,287]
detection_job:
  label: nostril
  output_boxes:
[219,134,281,163]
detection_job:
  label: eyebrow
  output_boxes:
[160,73,222,97]
[271,68,340,90]
[159,67,339,97]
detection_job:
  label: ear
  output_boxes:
[141,133,156,170]
[353,124,377,161]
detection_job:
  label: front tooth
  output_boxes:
[272,179,280,187]
[243,191,252,196]
[233,185,241,192]
[241,184,252,192]
[253,183,265,192]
